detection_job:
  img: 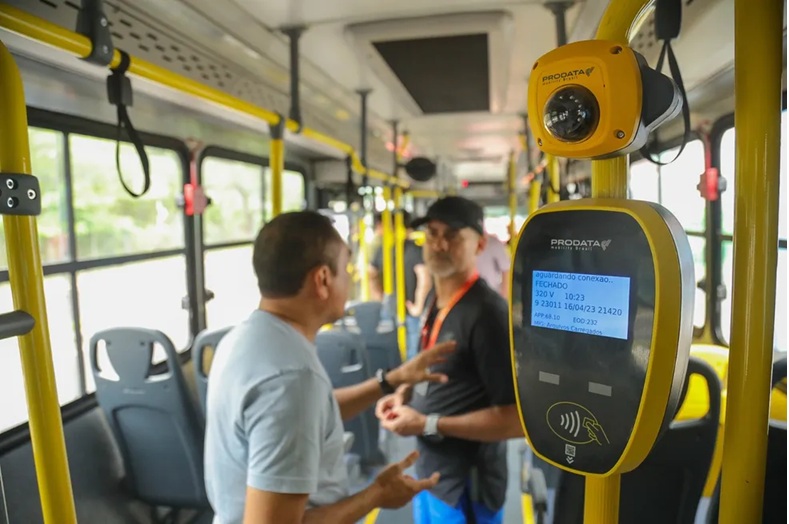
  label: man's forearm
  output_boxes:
[436,404,524,442]
[303,485,378,524]
[335,371,403,421]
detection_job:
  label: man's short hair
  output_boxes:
[253,211,343,298]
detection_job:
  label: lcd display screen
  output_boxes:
[531,270,631,340]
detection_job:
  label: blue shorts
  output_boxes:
[412,487,504,524]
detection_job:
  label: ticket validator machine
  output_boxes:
[510,40,696,521]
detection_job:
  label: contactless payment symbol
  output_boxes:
[547,401,610,446]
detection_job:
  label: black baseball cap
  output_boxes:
[410,196,485,235]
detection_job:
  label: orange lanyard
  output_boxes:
[420,272,479,350]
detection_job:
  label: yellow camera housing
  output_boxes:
[528,40,681,160]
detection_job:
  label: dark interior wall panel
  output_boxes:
[0,409,150,523]
[373,34,490,114]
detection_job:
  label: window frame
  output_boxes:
[195,146,307,330]
[0,109,193,426]
[710,109,788,347]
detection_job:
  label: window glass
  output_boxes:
[69,135,184,259]
[264,168,306,219]
[629,159,660,202]
[204,245,258,329]
[79,255,189,392]
[482,205,527,243]
[688,236,707,329]
[0,275,80,432]
[202,157,264,245]
[659,140,706,233]
[0,128,70,270]
[720,128,736,236]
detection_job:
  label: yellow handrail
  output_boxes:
[393,186,408,361]
[585,1,654,523]
[0,4,408,189]
[507,150,517,248]
[0,39,77,524]
[718,0,783,521]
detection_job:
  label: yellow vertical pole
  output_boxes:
[269,120,284,218]
[528,173,542,215]
[507,151,517,249]
[719,0,783,521]
[358,212,369,301]
[393,187,408,361]
[584,1,653,522]
[0,40,77,523]
[381,186,394,300]
[546,154,561,203]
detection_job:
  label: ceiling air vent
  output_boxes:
[345,11,514,116]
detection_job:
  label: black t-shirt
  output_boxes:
[371,239,423,306]
[409,278,516,510]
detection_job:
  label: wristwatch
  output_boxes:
[423,413,443,441]
[376,368,395,395]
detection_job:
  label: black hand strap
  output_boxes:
[107,50,150,198]
[640,0,690,166]
[640,40,691,166]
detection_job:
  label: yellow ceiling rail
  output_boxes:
[0,4,408,188]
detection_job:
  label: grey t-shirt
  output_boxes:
[204,310,348,524]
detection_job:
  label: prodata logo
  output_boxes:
[542,67,595,84]
[551,238,612,251]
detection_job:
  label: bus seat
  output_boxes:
[544,356,721,524]
[89,327,209,511]
[193,325,232,415]
[345,301,402,371]
[705,355,787,524]
[315,329,385,467]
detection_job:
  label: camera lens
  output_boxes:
[543,85,599,143]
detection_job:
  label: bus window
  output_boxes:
[630,140,706,330]
[202,156,264,328]
[720,111,787,350]
[70,135,184,259]
[629,160,659,202]
[0,128,79,431]
[0,277,79,433]
[69,135,190,390]
[659,140,706,234]
[0,128,69,269]
[264,168,306,219]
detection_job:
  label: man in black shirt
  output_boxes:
[376,197,523,524]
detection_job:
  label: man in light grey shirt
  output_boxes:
[204,211,454,524]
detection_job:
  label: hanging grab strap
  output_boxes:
[640,0,690,166]
[107,50,151,197]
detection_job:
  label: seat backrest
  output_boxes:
[315,329,385,466]
[553,356,722,524]
[193,325,233,415]
[89,327,208,509]
[345,302,402,371]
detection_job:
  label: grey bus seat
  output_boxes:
[706,355,787,524]
[315,329,385,467]
[544,355,721,524]
[345,301,402,371]
[193,325,232,415]
[89,327,209,511]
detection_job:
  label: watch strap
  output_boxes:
[376,368,395,395]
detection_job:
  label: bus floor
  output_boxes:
[353,434,528,524]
